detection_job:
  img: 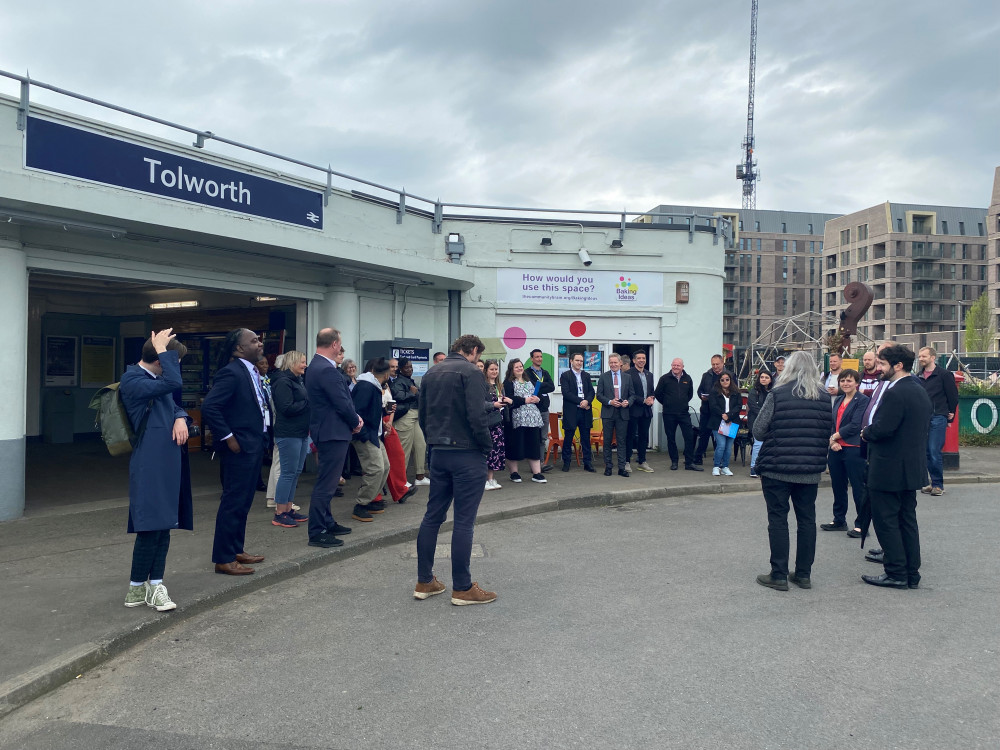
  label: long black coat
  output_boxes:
[862,376,932,491]
[119,351,193,533]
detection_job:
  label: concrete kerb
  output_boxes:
[4,472,999,719]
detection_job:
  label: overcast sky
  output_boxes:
[1,0,998,216]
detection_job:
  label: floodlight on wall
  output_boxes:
[578,248,593,267]
[610,239,623,249]
[149,301,199,310]
[446,232,466,264]
[540,237,553,246]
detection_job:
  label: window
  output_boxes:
[782,256,788,280]
[840,250,851,266]
[781,222,787,233]
[809,241,815,253]
[896,282,906,297]
[756,255,762,283]
[961,244,969,259]
[738,220,744,231]
[962,265,970,280]
[808,223,814,234]
[895,242,906,256]
[942,220,949,234]
[810,257,816,285]
[754,221,761,231]
[782,240,788,252]
[810,288,815,311]
[897,218,904,231]
[819,242,823,252]
[756,238,761,252]
[756,287,761,315]
[790,240,797,253]
[859,266,869,281]
[858,246,868,262]
[756,319,760,338]
[840,228,851,245]
[782,288,788,314]
[858,223,869,241]
[959,222,965,235]
[980,265,987,281]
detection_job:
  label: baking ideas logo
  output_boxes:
[615,275,639,300]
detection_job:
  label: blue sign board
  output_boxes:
[25,116,324,230]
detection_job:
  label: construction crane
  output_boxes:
[736,0,760,209]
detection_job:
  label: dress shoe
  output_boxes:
[235,553,265,564]
[308,533,344,548]
[820,522,847,531]
[617,469,630,477]
[684,464,704,472]
[215,561,255,575]
[862,573,908,589]
[334,488,344,497]
[846,528,862,538]
[398,486,418,503]
[788,573,811,589]
[561,462,571,472]
[604,467,613,476]
[865,550,884,564]
[583,464,596,473]
[908,580,920,589]
[541,464,554,473]
[756,573,788,591]
[670,462,679,471]
[328,522,352,535]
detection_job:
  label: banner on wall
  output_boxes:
[496,269,663,306]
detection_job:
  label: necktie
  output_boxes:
[863,381,885,427]
[614,373,620,400]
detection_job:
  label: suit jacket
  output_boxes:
[832,392,870,445]
[596,369,633,421]
[559,368,595,430]
[627,368,655,418]
[305,354,360,442]
[202,359,269,455]
[861,376,932,491]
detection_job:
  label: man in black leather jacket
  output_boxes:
[414,335,496,605]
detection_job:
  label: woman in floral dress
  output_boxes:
[483,360,511,491]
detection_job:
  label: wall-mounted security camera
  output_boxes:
[578,248,593,266]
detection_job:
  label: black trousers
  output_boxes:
[662,412,695,465]
[561,409,593,466]
[130,529,171,582]
[695,407,713,459]
[869,488,921,585]
[212,446,264,564]
[603,409,629,470]
[309,439,350,538]
[626,413,653,465]
[827,446,866,527]
[761,476,818,579]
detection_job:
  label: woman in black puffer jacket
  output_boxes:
[269,351,311,528]
[746,370,772,477]
[752,351,833,591]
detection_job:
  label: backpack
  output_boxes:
[88,383,152,457]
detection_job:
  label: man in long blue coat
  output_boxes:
[119,328,193,612]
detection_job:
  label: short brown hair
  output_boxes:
[141,337,187,364]
[838,368,860,384]
[316,328,341,348]
[450,334,484,356]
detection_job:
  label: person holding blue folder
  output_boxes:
[708,372,742,476]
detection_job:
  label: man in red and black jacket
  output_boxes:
[915,346,958,496]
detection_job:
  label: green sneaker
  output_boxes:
[146,583,177,612]
[124,583,148,608]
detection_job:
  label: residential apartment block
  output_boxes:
[823,203,990,353]
[987,167,1000,350]
[644,205,837,348]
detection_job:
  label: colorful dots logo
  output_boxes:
[616,275,638,299]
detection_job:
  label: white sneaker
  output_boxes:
[291,503,301,511]
[712,467,721,476]
[636,462,654,473]
[414,477,430,486]
[266,499,276,509]
[146,583,177,612]
[721,467,734,476]
[485,480,498,491]
[492,479,502,490]
[624,463,632,474]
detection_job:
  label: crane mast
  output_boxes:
[737,0,760,209]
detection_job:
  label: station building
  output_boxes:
[0,78,730,521]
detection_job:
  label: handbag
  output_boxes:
[718,420,739,438]
[486,403,503,427]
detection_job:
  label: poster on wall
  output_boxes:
[496,269,664,306]
[45,335,78,386]
[80,336,116,388]
[392,346,430,377]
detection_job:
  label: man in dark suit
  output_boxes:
[626,350,656,473]
[305,328,362,548]
[860,345,932,589]
[559,353,596,472]
[597,353,633,477]
[202,329,270,576]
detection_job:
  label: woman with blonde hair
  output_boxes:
[269,350,311,528]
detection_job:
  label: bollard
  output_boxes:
[943,369,962,470]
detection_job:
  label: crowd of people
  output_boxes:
[117,327,952,612]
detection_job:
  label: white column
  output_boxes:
[0,239,28,521]
[308,287,359,359]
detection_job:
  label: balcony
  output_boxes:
[872,244,887,260]
[873,264,886,280]
[911,284,942,301]
[723,316,737,331]
[725,254,737,268]
[723,302,737,315]
[912,244,943,259]
[723,286,738,301]
[911,307,940,323]
[911,265,942,280]
[871,305,886,321]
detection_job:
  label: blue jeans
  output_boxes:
[274,436,310,507]
[417,449,487,591]
[713,434,735,468]
[926,414,947,488]
[750,439,763,469]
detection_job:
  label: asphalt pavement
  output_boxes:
[1,445,998,726]
[1,483,998,749]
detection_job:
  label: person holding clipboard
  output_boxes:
[707,372,742,477]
